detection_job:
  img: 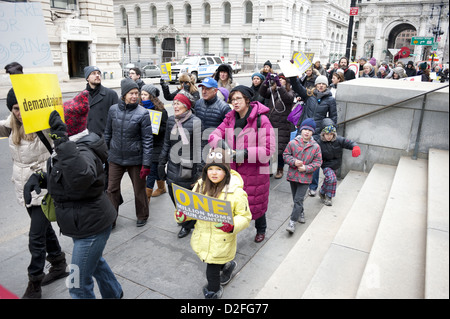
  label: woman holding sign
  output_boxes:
[175,148,251,299]
[140,84,168,200]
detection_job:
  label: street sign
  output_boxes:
[411,37,434,45]
[388,48,400,56]
[350,7,359,16]
[432,42,438,50]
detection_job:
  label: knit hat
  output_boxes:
[141,84,160,97]
[299,118,316,133]
[315,75,328,86]
[202,147,232,183]
[419,62,428,70]
[369,57,377,66]
[84,66,101,80]
[4,62,23,75]
[252,72,265,82]
[218,87,230,103]
[63,90,89,136]
[322,124,336,134]
[360,57,367,62]
[379,66,386,72]
[121,78,139,98]
[407,61,414,66]
[230,85,254,100]
[6,88,17,112]
[264,60,272,68]
[173,90,194,109]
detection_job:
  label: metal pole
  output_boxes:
[126,13,131,63]
[255,0,261,72]
[345,0,357,59]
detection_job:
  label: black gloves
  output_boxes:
[49,110,68,146]
[23,172,47,205]
[158,165,167,181]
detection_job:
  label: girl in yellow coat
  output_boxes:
[175,147,251,299]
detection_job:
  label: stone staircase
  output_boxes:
[256,148,449,299]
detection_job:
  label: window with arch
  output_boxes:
[121,7,127,27]
[168,4,174,25]
[224,2,231,24]
[151,5,157,26]
[185,4,192,25]
[244,1,253,24]
[204,3,211,24]
[135,6,141,27]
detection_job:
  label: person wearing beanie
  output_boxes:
[358,57,368,74]
[1,89,67,299]
[260,60,274,77]
[283,118,322,232]
[160,72,200,102]
[417,62,431,82]
[377,66,388,79]
[217,87,230,103]
[104,78,153,228]
[259,71,295,179]
[23,91,123,299]
[369,57,377,67]
[140,84,168,200]
[83,65,119,137]
[4,62,23,74]
[209,85,276,243]
[405,60,417,77]
[250,72,266,103]
[158,90,204,238]
[176,147,251,299]
[314,118,360,206]
[214,64,238,91]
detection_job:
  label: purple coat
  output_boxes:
[209,101,276,220]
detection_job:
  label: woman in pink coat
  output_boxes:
[209,85,276,243]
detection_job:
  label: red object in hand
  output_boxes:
[215,222,234,233]
[139,166,151,179]
[352,145,361,157]
[176,210,187,223]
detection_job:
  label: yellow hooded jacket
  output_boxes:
[182,169,251,264]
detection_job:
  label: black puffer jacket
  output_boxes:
[259,83,295,154]
[193,95,231,130]
[47,132,116,238]
[159,113,204,189]
[150,109,168,163]
[289,76,338,137]
[104,100,153,167]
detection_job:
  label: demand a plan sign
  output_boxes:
[10,74,64,134]
[172,184,234,225]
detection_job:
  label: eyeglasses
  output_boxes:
[231,97,244,103]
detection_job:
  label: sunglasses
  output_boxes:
[180,81,190,84]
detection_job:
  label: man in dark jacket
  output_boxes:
[329,57,356,82]
[24,91,123,299]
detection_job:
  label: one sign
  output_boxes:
[148,109,162,135]
[10,74,64,134]
[432,42,438,50]
[0,2,53,67]
[411,37,434,46]
[172,184,234,225]
[400,75,422,82]
[279,51,313,77]
[388,48,400,56]
[349,7,359,16]
[160,62,172,81]
[348,62,359,78]
[303,52,315,63]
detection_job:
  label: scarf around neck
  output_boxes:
[172,110,192,144]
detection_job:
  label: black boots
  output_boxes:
[41,252,69,286]
[22,273,45,299]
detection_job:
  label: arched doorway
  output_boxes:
[387,23,417,60]
[161,38,175,63]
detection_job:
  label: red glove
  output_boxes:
[352,146,361,158]
[176,210,187,223]
[215,222,234,233]
[139,166,151,179]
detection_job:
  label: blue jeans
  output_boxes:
[69,226,122,299]
[309,168,320,191]
[146,161,160,189]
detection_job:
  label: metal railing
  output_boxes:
[337,83,449,160]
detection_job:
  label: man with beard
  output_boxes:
[329,57,356,82]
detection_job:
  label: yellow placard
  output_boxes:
[160,63,172,81]
[148,109,162,135]
[10,74,64,134]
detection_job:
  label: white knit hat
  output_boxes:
[315,75,328,86]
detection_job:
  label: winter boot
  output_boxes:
[220,261,237,285]
[146,188,153,201]
[152,180,167,197]
[275,168,283,179]
[22,273,45,299]
[42,252,69,286]
[202,285,223,299]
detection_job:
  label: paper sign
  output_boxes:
[400,75,422,81]
[172,184,234,225]
[10,74,64,134]
[160,63,172,81]
[148,109,162,135]
[279,51,313,77]
[348,62,359,78]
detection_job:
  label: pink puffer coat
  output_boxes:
[209,101,276,220]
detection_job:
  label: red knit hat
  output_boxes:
[64,90,89,136]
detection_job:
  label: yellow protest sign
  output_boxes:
[172,184,234,225]
[148,109,162,135]
[292,51,312,75]
[160,63,172,81]
[10,74,64,134]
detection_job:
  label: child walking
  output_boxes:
[316,118,361,206]
[283,118,322,233]
[175,148,251,299]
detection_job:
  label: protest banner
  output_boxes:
[172,184,234,225]
[10,74,64,134]
[160,62,172,81]
[148,109,162,134]
[348,62,359,78]
[279,50,312,77]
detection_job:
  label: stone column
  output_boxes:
[356,17,366,59]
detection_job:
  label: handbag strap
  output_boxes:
[36,131,53,154]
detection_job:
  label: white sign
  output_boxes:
[388,48,400,56]
[0,2,53,68]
